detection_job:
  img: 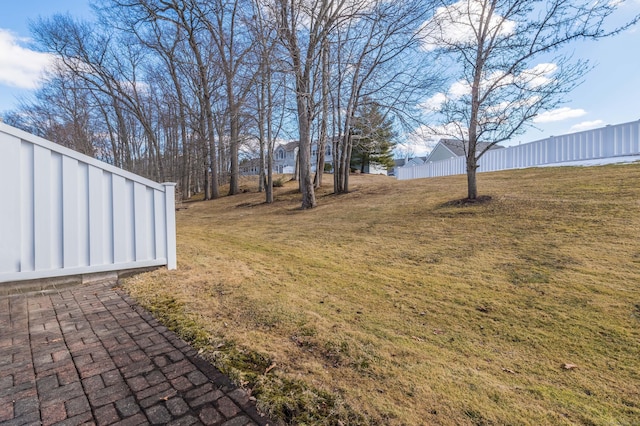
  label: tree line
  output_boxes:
[3,0,634,206]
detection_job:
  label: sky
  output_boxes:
[0,0,92,112]
[1,0,639,153]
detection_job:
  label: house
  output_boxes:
[405,156,428,166]
[248,138,392,176]
[239,158,263,176]
[389,156,427,176]
[273,141,335,174]
[273,141,299,174]
[425,139,503,163]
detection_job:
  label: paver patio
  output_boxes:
[0,279,272,426]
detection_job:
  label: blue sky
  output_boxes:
[1,0,639,152]
[0,0,91,110]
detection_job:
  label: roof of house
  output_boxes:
[406,156,428,166]
[439,139,504,156]
[239,157,262,168]
[276,141,299,152]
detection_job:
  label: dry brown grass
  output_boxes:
[122,165,640,425]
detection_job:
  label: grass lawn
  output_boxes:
[122,164,640,425]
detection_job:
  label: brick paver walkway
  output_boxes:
[0,280,272,426]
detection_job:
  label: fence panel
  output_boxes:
[397,120,640,181]
[0,123,177,283]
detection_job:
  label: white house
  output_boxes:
[273,141,335,174]
[243,138,393,176]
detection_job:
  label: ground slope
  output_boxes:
[123,164,640,425]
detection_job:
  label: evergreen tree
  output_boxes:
[350,102,396,173]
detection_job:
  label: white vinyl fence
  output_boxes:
[0,123,176,283]
[397,120,640,180]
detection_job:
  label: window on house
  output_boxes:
[326,146,332,156]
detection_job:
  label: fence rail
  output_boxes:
[0,123,176,283]
[397,120,640,180]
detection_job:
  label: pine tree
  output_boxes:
[350,102,396,173]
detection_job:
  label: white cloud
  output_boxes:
[533,107,587,123]
[420,0,516,51]
[403,122,469,156]
[0,29,52,89]
[420,61,555,117]
[449,80,471,97]
[400,125,442,156]
[420,92,447,111]
[569,120,605,132]
[517,63,558,88]
[419,80,470,113]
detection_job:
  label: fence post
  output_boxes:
[163,183,177,270]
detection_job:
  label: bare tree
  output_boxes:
[313,36,330,189]
[250,0,289,203]
[420,0,638,200]
[192,0,258,196]
[33,15,170,179]
[116,0,218,197]
[131,15,197,198]
[273,0,357,209]
[330,0,432,194]
[6,64,97,157]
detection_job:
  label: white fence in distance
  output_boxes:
[0,123,177,283]
[397,120,640,180]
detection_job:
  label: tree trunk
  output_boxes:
[266,145,274,203]
[315,38,330,189]
[228,100,240,195]
[295,91,315,209]
[333,135,339,193]
[203,139,211,200]
[344,134,353,192]
[265,69,275,204]
[258,149,265,192]
[299,144,316,209]
[466,154,478,200]
[292,148,299,181]
[257,77,266,194]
